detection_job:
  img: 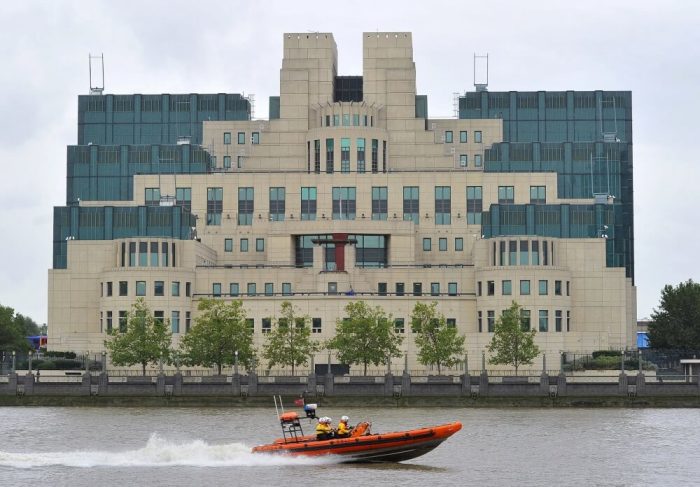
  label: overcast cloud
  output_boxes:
[0,0,698,324]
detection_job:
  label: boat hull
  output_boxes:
[252,421,462,463]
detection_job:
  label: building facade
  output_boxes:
[48,32,637,372]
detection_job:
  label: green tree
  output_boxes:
[104,298,172,375]
[487,301,540,375]
[411,301,465,374]
[262,301,318,375]
[648,279,700,349]
[14,314,40,337]
[327,301,403,375]
[0,304,30,352]
[180,299,256,375]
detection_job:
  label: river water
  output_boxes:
[0,406,697,486]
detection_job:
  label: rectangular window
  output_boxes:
[403,186,419,224]
[371,186,388,220]
[176,187,191,212]
[106,311,113,332]
[474,131,482,143]
[237,132,245,144]
[444,130,453,143]
[223,132,232,145]
[139,241,148,266]
[478,311,482,333]
[356,138,366,173]
[230,283,239,296]
[502,280,512,295]
[222,155,231,169]
[520,280,531,295]
[474,154,482,167]
[240,238,248,252]
[341,138,350,173]
[353,114,360,126]
[314,139,321,173]
[455,237,464,251]
[237,156,244,168]
[487,310,495,332]
[238,187,254,225]
[262,318,272,334]
[566,310,571,331]
[185,282,191,297]
[145,188,160,206]
[487,280,495,296]
[460,130,468,143]
[435,186,451,224]
[136,281,146,296]
[119,281,128,296]
[326,138,334,173]
[521,309,531,331]
[224,238,233,252]
[555,310,562,332]
[423,238,431,251]
[448,282,458,296]
[185,311,191,333]
[245,318,253,332]
[106,281,113,296]
[520,240,529,265]
[333,115,340,126]
[477,282,482,296]
[212,283,221,297]
[555,280,562,296]
[509,240,517,265]
[498,186,514,204]
[150,242,158,267]
[378,282,387,296]
[467,186,482,224]
[394,318,405,334]
[154,281,164,296]
[431,282,440,296]
[251,132,259,144]
[532,241,540,265]
[264,283,274,296]
[119,311,127,332]
[247,283,256,296]
[207,187,223,225]
[328,282,337,295]
[446,318,456,328]
[256,238,265,252]
[171,311,180,333]
[172,281,180,296]
[459,154,468,167]
[371,139,378,173]
[539,280,548,295]
[395,282,405,296]
[439,237,447,251]
[301,187,317,221]
[530,186,546,204]
[539,310,549,332]
[413,282,422,296]
[282,283,292,296]
[312,318,322,334]
[332,187,356,220]
[325,115,330,127]
[382,140,387,173]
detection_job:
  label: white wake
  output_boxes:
[0,433,337,469]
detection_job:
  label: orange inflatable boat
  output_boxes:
[252,411,462,463]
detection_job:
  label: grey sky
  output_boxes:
[0,0,698,324]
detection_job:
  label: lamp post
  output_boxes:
[28,350,33,373]
[234,350,239,376]
[101,351,107,373]
[85,350,90,373]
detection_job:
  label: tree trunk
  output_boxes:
[142,362,146,376]
[364,361,367,376]
[292,362,295,376]
[437,362,441,375]
[217,363,222,375]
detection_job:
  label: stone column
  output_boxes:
[540,354,549,395]
[174,372,183,396]
[82,371,92,396]
[99,371,109,394]
[324,372,334,396]
[402,371,411,396]
[384,373,394,396]
[156,374,165,395]
[557,372,567,396]
[248,371,258,396]
[636,372,645,396]
[22,373,34,395]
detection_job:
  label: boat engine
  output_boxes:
[304,403,317,419]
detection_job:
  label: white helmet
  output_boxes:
[341,415,349,422]
[325,417,332,424]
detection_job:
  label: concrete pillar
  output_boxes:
[479,371,489,396]
[99,372,109,394]
[248,371,258,396]
[461,373,471,396]
[540,373,549,395]
[557,372,567,396]
[345,243,356,270]
[324,373,334,396]
[231,373,241,395]
[307,372,316,396]
[384,373,393,396]
[156,374,165,395]
[313,244,323,273]
[402,371,411,396]
[82,371,91,396]
[22,373,34,395]
[618,372,628,395]
[8,372,17,390]
[636,372,645,396]
[174,372,183,395]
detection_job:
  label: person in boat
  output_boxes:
[336,416,352,438]
[315,416,333,440]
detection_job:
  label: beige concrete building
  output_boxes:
[48,32,637,372]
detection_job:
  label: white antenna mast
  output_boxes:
[89,53,104,95]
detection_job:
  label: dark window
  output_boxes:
[413,282,422,296]
[314,140,321,173]
[119,281,128,296]
[119,311,127,332]
[498,186,514,204]
[326,138,334,173]
[396,282,405,296]
[154,281,164,296]
[555,310,563,332]
[357,138,366,173]
[555,280,562,296]
[185,282,191,297]
[106,281,113,296]
[312,318,322,334]
[136,281,146,296]
[238,187,254,225]
[371,139,378,173]
[435,186,451,224]
[332,187,356,220]
[403,186,419,224]
[269,187,285,221]
[371,186,388,220]
[378,282,387,296]
[301,187,317,221]
[207,187,223,225]
[487,281,495,296]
